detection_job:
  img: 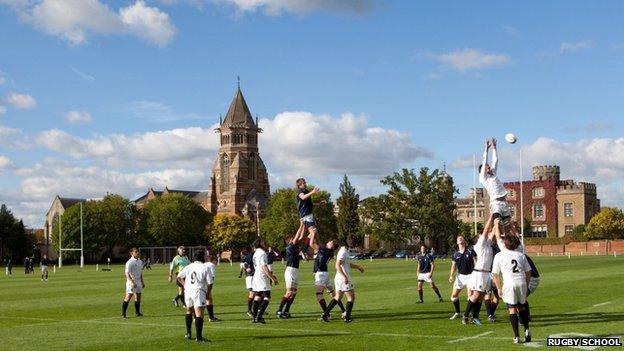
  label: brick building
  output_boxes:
[455,165,600,238]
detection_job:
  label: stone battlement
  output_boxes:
[532,165,560,181]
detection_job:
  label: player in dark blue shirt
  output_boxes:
[416,244,443,303]
[448,236,476,319]
[238,249,255,317]
[276,221,305,318]
[296,178,322,260]
[309,227,346,316]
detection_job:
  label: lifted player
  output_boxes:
[309,227,345,316]
[321,239,364,323]
[169,246,190,307]
[277,221,305,319]
[492,234,532,344]
[122,247,145,319]
[448,236,476,319]
[416,244,443,303]
[177,250,211,343]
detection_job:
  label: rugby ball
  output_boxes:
[505,133,517,144]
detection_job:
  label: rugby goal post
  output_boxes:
[57,202,85,268]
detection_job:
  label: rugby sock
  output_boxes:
[251,299,260,317]
[185,313,193,335]
[324,299,338,317]
[207,305,215,319]
[277,296,288,313]
[134,301,141,315]
[195,317,204,340]
[433,288,442,299]
[318,298,327,312]
[337,300,346,313]
[509,314,520,338]
[258,299,270,319]
[345,301,354,320]
[519,309,530,330]
[247,298,253,312]
[472,300,482,319]
[485,300,492,316]
[523,301,531,317]
[464,300,473,318]
[491,300,499,316]
[451,297,460,314]
[284,294,296,313]
[418,289,423,302]
[122,300,129,317]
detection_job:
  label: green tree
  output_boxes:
[0,204,16,258]
[336,175,361,245]
[208,214,256,254]
[359,168,460,251]
[585,207,624,240]
[261,187,337,249]
[142,193,212,246]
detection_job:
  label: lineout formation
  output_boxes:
[118,138,541,345]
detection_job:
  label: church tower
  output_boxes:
[209,86,270,218]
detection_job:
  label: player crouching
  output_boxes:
[492,234,533,344]
[177,250,211,343]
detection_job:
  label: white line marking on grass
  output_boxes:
[593,301,612,307]
[448,331,493,343]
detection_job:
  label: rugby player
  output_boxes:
[251,237,279,324]
[416,244,443,303]
[177,250,211,343]
[122,248,145,319]
[448,236,476,319]
[169,246,190,308]
[277,221,305,318]
[309,226,345,316]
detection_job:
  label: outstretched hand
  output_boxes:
[491,137,497,148]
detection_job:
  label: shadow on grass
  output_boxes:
[532,312,624,327]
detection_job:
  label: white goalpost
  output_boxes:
[57,202,85,268]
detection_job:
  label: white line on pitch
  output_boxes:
[448,331,493,343]
[593,301,612,307]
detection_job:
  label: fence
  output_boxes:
[525,240,624,256]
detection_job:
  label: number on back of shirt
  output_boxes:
[190,271,197,284]
[511,259,519,273]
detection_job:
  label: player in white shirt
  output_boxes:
[122,248,145,319]
[204,253,219,322]
[177,250,211,343]
[250,237,279,324]
[462,215,495,326]
[321,239,364,323]
[492,235,533,344]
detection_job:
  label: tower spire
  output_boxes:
[237,76,240,89]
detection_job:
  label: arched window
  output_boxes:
[248,153,255,180]
[221,154,229,192]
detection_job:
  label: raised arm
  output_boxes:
[292,220,305,245]
[491,138,499,173]
[480,139,489,181]
[298,187,319,201]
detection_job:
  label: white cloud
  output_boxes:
[64,110,93,123]
[433,48,511,72]
[214,0,376,16]
[0,105,6,115]
[4,92,37,109]
[0,155,11,168]
[69,66,95,82]
[2,0,176,46]
[0,71,6,85]
[560,40,593,53]
[0,124,31,150]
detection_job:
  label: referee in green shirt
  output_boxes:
[169,246,191,307]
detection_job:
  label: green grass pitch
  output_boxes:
[1,256,622,350]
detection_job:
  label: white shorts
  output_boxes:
[252,274,271,292]
[453,274,472,290]
[418,273,434,283]
[528,277,540,294]
[335,275,354,292]
[184,289,207,308]
[285,267,299,289]
[245,276,253,291]
[301,214,315,223]
[41,265,49,273]
[268,264,273,272]
[125,281,143,294]
[490,199,511,218]
[470,271,492,293]
[502,281,528,306]
[314,271,331,287]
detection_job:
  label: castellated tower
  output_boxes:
[532,165,560,181]
[208,87,270,218]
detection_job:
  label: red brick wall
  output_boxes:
[506,179,558,237]
[609,241,624,253]
[526,240,621,255]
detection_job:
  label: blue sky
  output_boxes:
[1,0,623,226]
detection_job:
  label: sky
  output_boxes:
[1,0,624,227]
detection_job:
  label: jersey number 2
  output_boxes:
[511,259,519,273]
[190,272,197,284]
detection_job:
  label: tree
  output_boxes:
[359,168,460,251]
[261,187,337,249]
[336,175,361,245]
[585,207,624,240]
[142,193,212,246]
[208,214,256,254]
[0,204,33,259]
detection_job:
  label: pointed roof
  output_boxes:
[222,88,258,129]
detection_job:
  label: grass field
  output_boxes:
[1,255,622,351]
